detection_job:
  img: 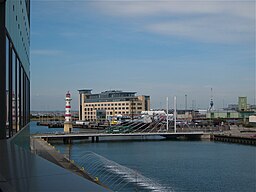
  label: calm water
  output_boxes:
[30,122,256,192]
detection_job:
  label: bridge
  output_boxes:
[32,120,224,143]
[32,131,207,144]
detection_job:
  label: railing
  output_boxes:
[73,151,172,192]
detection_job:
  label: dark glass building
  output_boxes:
[0,0,30,139]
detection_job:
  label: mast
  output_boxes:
[209,88,214,111]
[166,97,169,132]
[174,96,177,133]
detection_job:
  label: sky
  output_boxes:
[30,0,255,111]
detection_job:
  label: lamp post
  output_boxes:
[131,98,135,121]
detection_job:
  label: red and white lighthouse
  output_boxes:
[64,91,73,133]
[65,91,72,123]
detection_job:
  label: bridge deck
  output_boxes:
[33,131,205,139]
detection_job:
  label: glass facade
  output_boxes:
[0,0,30,139]
[85,90,137,103]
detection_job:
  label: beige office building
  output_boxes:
[78,90,150,121]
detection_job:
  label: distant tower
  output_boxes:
[238,96,247,111]
[209,88,214,111]
[64,91,73,133]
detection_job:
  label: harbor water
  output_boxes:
[30,122,256,192]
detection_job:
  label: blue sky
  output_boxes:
[30,0,255,111]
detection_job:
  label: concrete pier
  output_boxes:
[64,122,73,133]
[212,134,256,145]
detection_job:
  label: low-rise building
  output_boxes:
[176,110,193,121]
[225,104,238,111]
[206,111,240,119]
[78,89,150,121]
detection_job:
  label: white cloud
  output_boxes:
[89,0,255,43]
[91,1,254,19]
[146,16,253,43]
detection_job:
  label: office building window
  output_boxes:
[3,35,30,138]
[0,0,30,139]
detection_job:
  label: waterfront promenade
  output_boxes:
[0,136,109,192]
[212,125,256,145]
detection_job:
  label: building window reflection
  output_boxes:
[1,0,30,139]
[3,34,30,138]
